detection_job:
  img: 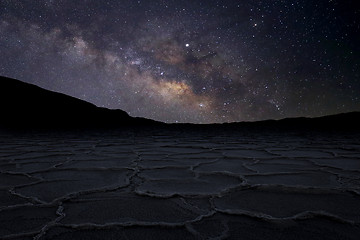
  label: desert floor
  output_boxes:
[1,129,360,239]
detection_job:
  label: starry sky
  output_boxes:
[0,0,359,123]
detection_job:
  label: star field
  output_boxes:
[0,0,359,123]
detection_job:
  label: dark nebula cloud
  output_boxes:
[0,0,359,123]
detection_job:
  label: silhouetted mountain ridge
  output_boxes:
[223,111,360,131]
[1,76,359,131]
[0,76,161,129]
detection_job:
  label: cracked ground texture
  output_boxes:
[1,130,360,239]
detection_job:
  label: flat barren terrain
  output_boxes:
[1,130,360,239]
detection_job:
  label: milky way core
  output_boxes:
[0,0,359,123]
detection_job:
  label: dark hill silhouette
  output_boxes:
[0,76,161,129]
[224,111,360,132]
[1,76,359,131]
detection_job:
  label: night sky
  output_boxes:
[0,0,359,123]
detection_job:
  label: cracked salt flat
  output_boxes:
[15,169,132,203]
[245,171,341,188]
[60,192,207,225]
[0,172,38,187]
[0,189,29,208]
[136,173,243,197]
[0,205,58,237]
[194,159,256,174]
[213,186,360,221]
[0,131,360,239]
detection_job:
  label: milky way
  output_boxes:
[0,0,359,123]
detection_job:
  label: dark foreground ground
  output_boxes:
[1,129,360,240]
